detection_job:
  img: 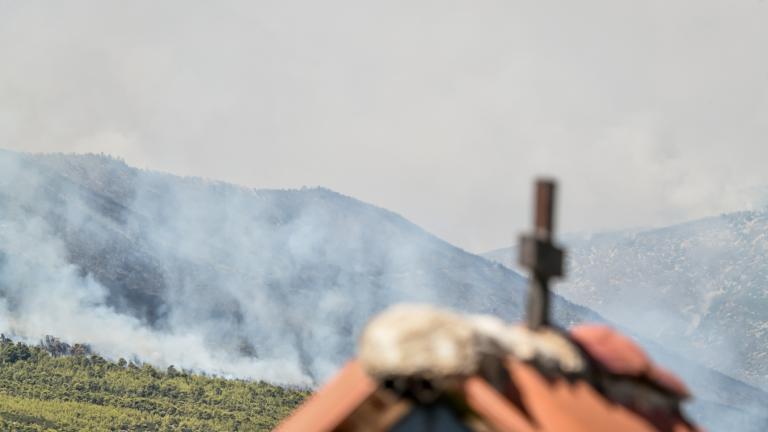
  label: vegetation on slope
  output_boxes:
[0,336,308,431]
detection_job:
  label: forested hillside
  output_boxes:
[0,337,307,431]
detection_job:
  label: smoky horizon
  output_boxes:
[1,0,767,252]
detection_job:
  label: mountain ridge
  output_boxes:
[483,210,768,391]
[0,150,593,383]
[0,150,765,429]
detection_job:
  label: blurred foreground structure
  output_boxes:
[277,180,699,432]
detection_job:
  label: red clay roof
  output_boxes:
[276,359,697,432]
[570,325,690,398]
[463,375,536,432]
[505,359,695,432]
[276,325,698,431]
[275,361,377,432]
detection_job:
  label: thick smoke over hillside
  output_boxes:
[2,151,767,430]
[1,150,574,384]
[0,152,306,382]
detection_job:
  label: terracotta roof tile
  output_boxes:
[463,375,536,432]
[275,361,377,432]
[276,325,697,431]
[570,325,690,398]
[506,359,695,432]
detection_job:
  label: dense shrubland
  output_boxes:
[0,336,307,431]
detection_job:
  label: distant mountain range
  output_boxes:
[0,150,765,430]
[0,150,594,384]
[484,211,768,391]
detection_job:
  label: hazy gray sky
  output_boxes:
[1,0,767,252]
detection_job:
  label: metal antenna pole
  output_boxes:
[518,179,564,329]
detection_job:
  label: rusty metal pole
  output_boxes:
[519,179,564,329]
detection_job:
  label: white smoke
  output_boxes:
[0,150,530,385]
[0,152,313,383]
[3,150,765,431]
